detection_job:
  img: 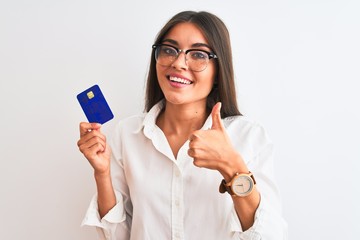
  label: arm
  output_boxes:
[188,102,286,236]
[77,122,116,218]
[220,153,261,231]
[188,103,259,229]
[95,172,117,219]
[78,122,132,240]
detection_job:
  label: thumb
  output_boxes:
[211,102,224,130]
[90,122,102,131]
[91,122,102,129]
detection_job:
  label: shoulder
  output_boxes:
[224,115,272,151]
[224,115,268,134]
[108,113,146,158]
[112,113,146,135]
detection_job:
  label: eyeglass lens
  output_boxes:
[155,45,210,72]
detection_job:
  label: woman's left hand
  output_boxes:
[188,102,246,180]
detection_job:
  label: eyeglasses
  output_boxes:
[152,44,218,72]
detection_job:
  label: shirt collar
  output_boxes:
[136,100,215,137]
[132,100,164,136]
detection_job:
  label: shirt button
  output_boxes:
[175,232,180,239]
[175,199,180,206]
[175,170,180,177]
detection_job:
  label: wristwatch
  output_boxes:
[219,172,256,197]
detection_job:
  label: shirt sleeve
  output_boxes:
[229,123,288,240]
[81,191,130,240]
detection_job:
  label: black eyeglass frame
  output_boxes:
[152,43,218,61]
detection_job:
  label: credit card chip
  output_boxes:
[87,91,94,99]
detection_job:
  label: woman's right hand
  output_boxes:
[77,122,112,176]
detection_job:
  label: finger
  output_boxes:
[79,136,106,155]
[210,102,224,130]
[79,122,102,136]
[79,134,106,150]
[78,129,106,147]
[83,142,106,160]
[79,135,106,151]
[187,147,206,159]
[188,130,201,142]
[193,157,220,170]
[188,137,202,149]
[89,141,106,153]
[187,148,195,158]
[193,158,206,168]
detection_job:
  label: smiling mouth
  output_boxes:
[168,76,193,85]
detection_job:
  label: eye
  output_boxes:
[160,46,177,56]
[189,51,208,60]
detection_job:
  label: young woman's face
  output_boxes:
[156,22,217,107]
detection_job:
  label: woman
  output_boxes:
[78,11,287,240]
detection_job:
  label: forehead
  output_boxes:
[163,22,209,47]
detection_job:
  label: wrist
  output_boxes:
[94,170,111,181]
[220,152,248,182]
[219,172,257,198]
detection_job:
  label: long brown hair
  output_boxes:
[145,11,241,117]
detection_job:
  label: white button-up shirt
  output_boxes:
[82,101,287,240]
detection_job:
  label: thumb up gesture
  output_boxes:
[210,102,224,131]
[188,102,242,177]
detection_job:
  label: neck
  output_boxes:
[156,101,209,136]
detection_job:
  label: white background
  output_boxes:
[0,0,359,239]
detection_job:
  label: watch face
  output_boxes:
[231,175,254,196]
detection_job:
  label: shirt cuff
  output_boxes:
[229,195,264,239]
[81,191,126,229]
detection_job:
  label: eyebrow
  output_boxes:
[162,39,212,50]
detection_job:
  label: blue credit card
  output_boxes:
[77,84,114,124]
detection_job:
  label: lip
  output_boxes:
[166,74,193,88]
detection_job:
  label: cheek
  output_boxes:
[155,66,164,84]
[205,62,217,80]
[155,64,161,77]
[202,67,217,89]
[156,65,168,80]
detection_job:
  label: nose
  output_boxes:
[171,51,188,70]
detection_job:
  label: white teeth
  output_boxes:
[169,76,192,85]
